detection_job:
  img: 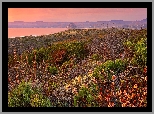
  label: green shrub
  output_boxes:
[132,38,147,67]
[123,36,147,68]
[102,60,114,72]
[91,54,100,60]
[92,67,102,79]
[102,59,127,73]
[27,53,34,66]
[66,41,88,59]
[114,59,128,73]
[74,87,95,107]
[30,93,51,107]
[123,40,134,47]
[8,80,51,107]
[48,66,58,75]
[92,59,127,81]
[36,47,49,64]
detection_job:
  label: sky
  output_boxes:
[8,8,147,22]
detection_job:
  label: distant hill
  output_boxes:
[141,18,147,22]
[8,19,147,28]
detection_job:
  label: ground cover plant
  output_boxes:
[8,28,147,107]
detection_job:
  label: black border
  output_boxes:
[2,2,152,112]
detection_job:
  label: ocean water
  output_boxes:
[8,28,68,38]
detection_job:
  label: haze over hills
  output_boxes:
[8,18,147,29]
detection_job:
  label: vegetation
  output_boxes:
[8,80,51,107]
[8,28,147,107]
[47,65,58,75]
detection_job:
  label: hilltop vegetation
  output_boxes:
[8,28,147,107]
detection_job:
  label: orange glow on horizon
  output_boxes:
[8,8,147,22]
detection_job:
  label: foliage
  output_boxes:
[27,53,34,66]
[132,38,147,68]
[30,93,51,107]
[8,28,147,107]
[74,86,95,107]
[91,54,100,61]
[8,80,51,107]
[124,36,147,68]
[66,41,88,59]
[47,65,58,75]
[92,59,127,81]
[8,55,14,65]
[51,49,68,65]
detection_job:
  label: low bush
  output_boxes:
[8,80,51,107]
[47,66,58,75]
[74,87,95,107]
[92,59,127,81]
[132,38,147,68]
[66,41,89,59]
[91,54,100,61]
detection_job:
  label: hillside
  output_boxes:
[8,28,147,107]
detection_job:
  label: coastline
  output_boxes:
[8,28,68,39]
[8,28,111,39]
[8,28,95,39]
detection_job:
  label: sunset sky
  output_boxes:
[8,8,147,22]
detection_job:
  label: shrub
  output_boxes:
[74,87,95,107]
[92,67,102,79]
[47,66,58,75]
[51,49,68,65]
[66,41,88,59]
[91,54,100,61]
[47,40,89,65]
[36,47,49,64]
[8,80,51,107]
[73,79,100,107]
[27,53,34,66]
[132,38,147,68]
[102,59,127,74]
[30,93,51,107]
[92,59,127,81]
[123,36,147,68]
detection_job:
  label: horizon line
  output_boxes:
[8,20,147,23]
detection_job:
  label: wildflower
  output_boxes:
[88,73,93,77]
[108,102,114,107]
[81,83,88,88]
[112,75,116,81]
[102,69,104,73]
[143,92,146,95]
[112,82,115,85]
[133,84,138,89]
[72,79,77,85]
[16,80,20,84]
[65,84,71,91]
[143,67,147,74]
[121,103,126,107]
[91,77,97,84]
[144,76,147,81]
[98,94,102,101]
[77,75,82,84]
[105,96,110,102]
[72,87,77,94]
[88,69,92,74]
[110,70,114,74]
